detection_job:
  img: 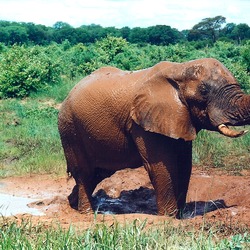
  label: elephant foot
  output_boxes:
[68,184,78,210]
[78,184,94,214]
[157,206,178,217]
[68,184,93,213]
[176,209,185,219]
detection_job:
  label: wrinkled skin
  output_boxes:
[58,58,250,217]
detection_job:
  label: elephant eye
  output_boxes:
[199,83,209,96]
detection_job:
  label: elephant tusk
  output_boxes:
[218,124,248,138]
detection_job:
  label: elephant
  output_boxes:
[58,58,250,217]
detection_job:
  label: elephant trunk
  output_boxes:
[218,93,250,138]
[238,93,250,124]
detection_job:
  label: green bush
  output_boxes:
[0,39,249,98]
[0,45,61,98]
[240,40,250,72]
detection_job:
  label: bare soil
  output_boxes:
[0,166,250,230]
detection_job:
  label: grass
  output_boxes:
[0,98,64,176]
[30,76,80,103]
[193,128,250,171]
[0,78,79,177]
[0,218,249,249]
[0,98,61,177]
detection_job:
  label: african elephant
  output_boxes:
[58,58,250,217]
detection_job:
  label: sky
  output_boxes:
[0,0,249,30]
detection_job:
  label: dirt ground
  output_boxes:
[0,166,250,230]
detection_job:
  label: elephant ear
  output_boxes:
[131,80,196,141]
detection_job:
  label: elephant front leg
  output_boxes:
[149,142,192,217]
[132,124,182,216]
[176,141,192,218]
[78,183,93,213]
[148,162,179,216]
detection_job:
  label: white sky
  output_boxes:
[0,0,249,30]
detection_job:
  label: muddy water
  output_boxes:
[0,193,44,216]
[0,185,226,218]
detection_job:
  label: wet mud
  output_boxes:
[0,167,250,228]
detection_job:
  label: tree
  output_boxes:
[0,28,9,44]
[103,26,121,37]
[80,24,106,43]
[0,45,61,98]
[232,23,250,44]
[26,23,48,45]
[188,16,226,42]
[94,36,128,63]
[147,25,183,45]
[222,23,236,36]
[120,26,131,40]
[128,27,149,44]
[75,27,91,44]
[53,21,71,30]
[52,22,78,43]
[5,26,28,44]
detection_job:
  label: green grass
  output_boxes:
[0,78,79,177]
[0,97,64,177]
[0,218,249,249]
[30,76,79,102]
[193,128,250,171]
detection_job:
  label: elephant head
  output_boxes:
[131,58,250,141]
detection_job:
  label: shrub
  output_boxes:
[240,40,250,72]
[0,45,61,98]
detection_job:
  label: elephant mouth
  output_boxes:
[218,124,248,138]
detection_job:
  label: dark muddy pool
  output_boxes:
[0,186,227,218]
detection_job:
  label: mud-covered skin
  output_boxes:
[58,58,250,217]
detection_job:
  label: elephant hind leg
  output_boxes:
[68,184,95,213]
[69,171,97,214]
[68,168,116,213]
[61,134,96,213]
[70,153,97,213]
[73,180,96,214]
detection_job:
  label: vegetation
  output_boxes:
[0,98,64,176]
[0,16,249,46]
[188,16,226,42]
[0,218,249,249]
[0,15,249,248]
[0,45,61,98]
[0,36,249,98]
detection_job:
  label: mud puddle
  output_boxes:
[0,193,44,216]
[0,167,249,228]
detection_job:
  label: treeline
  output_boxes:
[0,36,249,98]
[0,16,249,46]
